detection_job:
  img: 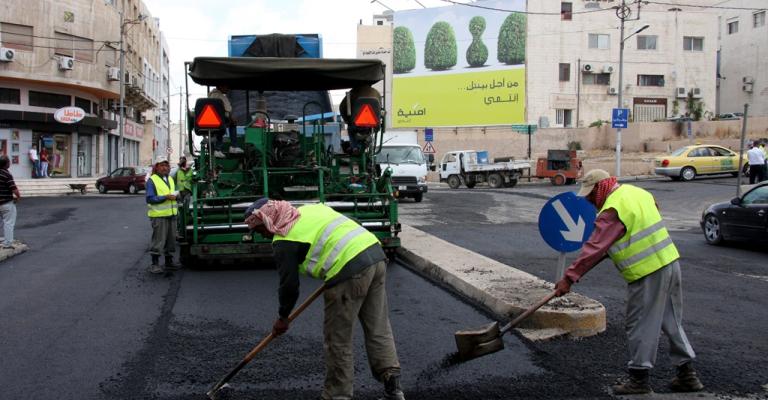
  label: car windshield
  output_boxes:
[671,147,690,156]
[377,146,424,164]
[135,167,150,175]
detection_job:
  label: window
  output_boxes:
[0,88,21,105]
[54,31,94,63]
[637,75,665,87]
[727,20,739,34]
[582,73,611,85]
[683,36,704,51]
[588,34,610,49]
[559,63,571,82]
[742,186,768,205]
[688,148,713,157]
[556,109,573,127]
[29,91,70,108]
[754,11,766,28]
[0,22,33,51]
[75,97,91,113]
[561,2,573,20]
[709,147,733,157]
[637,35,657,50]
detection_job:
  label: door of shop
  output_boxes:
[33,132,71,177]
[77,134,92,177]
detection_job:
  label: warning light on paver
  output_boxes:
[353,103,379,128]
[196,104,223,129]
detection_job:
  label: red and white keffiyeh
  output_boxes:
[245,200,300,236]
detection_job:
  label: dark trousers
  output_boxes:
[749,165,767,184]
[214,121,238,150]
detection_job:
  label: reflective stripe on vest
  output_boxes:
[147,174,178,218]
[273,204,380,281]
[600,184,679,283]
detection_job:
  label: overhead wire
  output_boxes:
[641,1,767,11]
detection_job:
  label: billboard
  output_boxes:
[392,0,526,128]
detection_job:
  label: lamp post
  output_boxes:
[117,8,146,167]
[615,0,649,177]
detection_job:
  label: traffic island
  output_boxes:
[396,224,606,341]
[0,242,29,262]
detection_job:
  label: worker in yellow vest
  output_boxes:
[554,169,703,395]
[145,158,181,274]
[245,199,405,400]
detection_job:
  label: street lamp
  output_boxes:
[117,10,146,167]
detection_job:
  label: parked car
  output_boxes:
[96,166,149,194]
[716,113,740,120]
[700,182,768,245]
[654,144,749,181]
[666,116,694,123]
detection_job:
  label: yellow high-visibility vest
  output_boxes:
[600,184,679,282]
[147,174,178,218]
[273,204,379,281]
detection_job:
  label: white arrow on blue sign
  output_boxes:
[538,192,597,252]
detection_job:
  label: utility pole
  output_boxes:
[166,87,171,161]
[736,104,749,198]
[178,86,183,159]
[118,6,125,168]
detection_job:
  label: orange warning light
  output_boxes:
[353,103,379,128]
[196,104,223,129]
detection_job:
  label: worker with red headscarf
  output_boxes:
[244,199,405,400]
[554,169,703,395]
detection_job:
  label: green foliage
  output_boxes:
[424,21,458,71]
[685,91,704,121]
[567,141,582,151]
[671,99,680,116]
[393,26,416,74]
[589,119,608,128]
[466,16,488,67]
[497,13,526,65]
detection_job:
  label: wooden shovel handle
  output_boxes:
[498,291,557,336]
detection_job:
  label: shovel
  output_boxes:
[206,284,326,400]
[454,291,557,362]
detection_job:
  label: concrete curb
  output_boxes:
[396,225,606,340]
[0,243,29,262]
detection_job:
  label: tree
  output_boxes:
[424,21,458,71]
[393,26,416,74]
[497,12,526,65]
[466,16,488,67]
[685,91,704,121]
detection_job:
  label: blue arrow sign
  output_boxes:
[538,192,597,253]
[612,108,629,129]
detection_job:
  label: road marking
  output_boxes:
[552,199,586,242]
[734,273,768,283]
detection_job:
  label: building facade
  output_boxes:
[357,13,394,128]
[716,0,768,117]
[0,0,167,179]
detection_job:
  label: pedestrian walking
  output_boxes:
[244,199,405,400]
[554,169,703,395]
[208,85,244,158]
[145,158,181,274]
[40,148,49,178]
[747,141,767,184]
[175,156,193,203]
[0,156,21,249]
[28,144,40,178]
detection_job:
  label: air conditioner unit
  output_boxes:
[582,63,594,73]
[603,65,614,73]
[0,47,15,62]
[676,87,687,98]
[743,84,754,93]
[742,76,755,84]
[691,87,702,98]
[107,67,120,81]
[58,56,74,70]
[130,75,139,88]
[608,87,618,95]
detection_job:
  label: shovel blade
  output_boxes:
[454,321,505,361]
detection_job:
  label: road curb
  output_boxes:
[396,225,606,340]
[0,243,29,262]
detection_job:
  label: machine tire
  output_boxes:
[551,174,566,186]
[97,184,107,194]
[447,175,461,189]
[128,184,138,194]
[488,173,503,188]
[680,166,696,182]
[703,213,724,245]
[413,193,423,202]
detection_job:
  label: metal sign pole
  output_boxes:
[556,251,567,282]
[737,103,749,198]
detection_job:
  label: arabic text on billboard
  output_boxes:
[393,0,526,128]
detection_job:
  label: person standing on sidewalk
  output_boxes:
[0,156,21,249]
[145,158,181,274]
[28,144,40,178]
[175,157,193,204]
[244,199,405,400]
[554,169,703,395]
[747,141,767,183]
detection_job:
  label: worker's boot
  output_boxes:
[165,256,182,271]
[229,146,244,154]
[148,255,164,274]
[669,362,704,392]
[214,150,226,158]
[612,368,653,395]
[381,374,405,400]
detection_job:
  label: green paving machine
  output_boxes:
[179,57,400,266]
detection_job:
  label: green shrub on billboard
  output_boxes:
[393,26,416,74]
[497,12,526,65]
[466,16,488,67]
[424,21,458,71]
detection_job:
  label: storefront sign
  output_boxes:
[550,94,578,110]
[633,97,667,105]
[54,107,86,124]
[123,119,144,139]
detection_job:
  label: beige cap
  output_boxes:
[154,156,169,165]
[577,169,611,196]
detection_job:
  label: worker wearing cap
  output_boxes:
[208,85,244,158]
[175,156,193,204]
[554,169,702,395]
[244,199,405,400]
[145,158,182,274]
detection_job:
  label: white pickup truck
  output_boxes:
[439,150,531,189]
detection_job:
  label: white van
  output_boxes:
[376,131,431,202]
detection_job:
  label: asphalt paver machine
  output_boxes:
[180,57,399,266]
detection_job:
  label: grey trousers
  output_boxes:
[321,261,401,400]
[149,216,176,257]
[626,261,696,369]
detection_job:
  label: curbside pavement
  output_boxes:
[396,224,606,341]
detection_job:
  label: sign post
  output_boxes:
[538,192,597,281]
[612,108,630,177]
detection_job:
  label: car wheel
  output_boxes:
[97,183,107,194]
[550,173,566,186]
[465,181,476,189]
[447,175,461,189]
[488,173,503,188]
[703,213,724,245]
[680,166,696,182]
[128,184,138,194]
[413,193,423,203]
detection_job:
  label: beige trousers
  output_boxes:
[321,261,401,400]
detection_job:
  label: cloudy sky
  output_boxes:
[144,0,458,121]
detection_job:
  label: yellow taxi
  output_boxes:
[654,144,748,181]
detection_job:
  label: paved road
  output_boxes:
[401,176,768,398]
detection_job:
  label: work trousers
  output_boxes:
[749,164,767,184]
[322,260,401,400]
[149,216,176,256]
[0,202,16,246]
[625,261,696,370]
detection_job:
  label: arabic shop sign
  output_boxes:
[54,106,86,124]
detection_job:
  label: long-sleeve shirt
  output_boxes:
[145,175,172,205]
[563,209,627,283]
